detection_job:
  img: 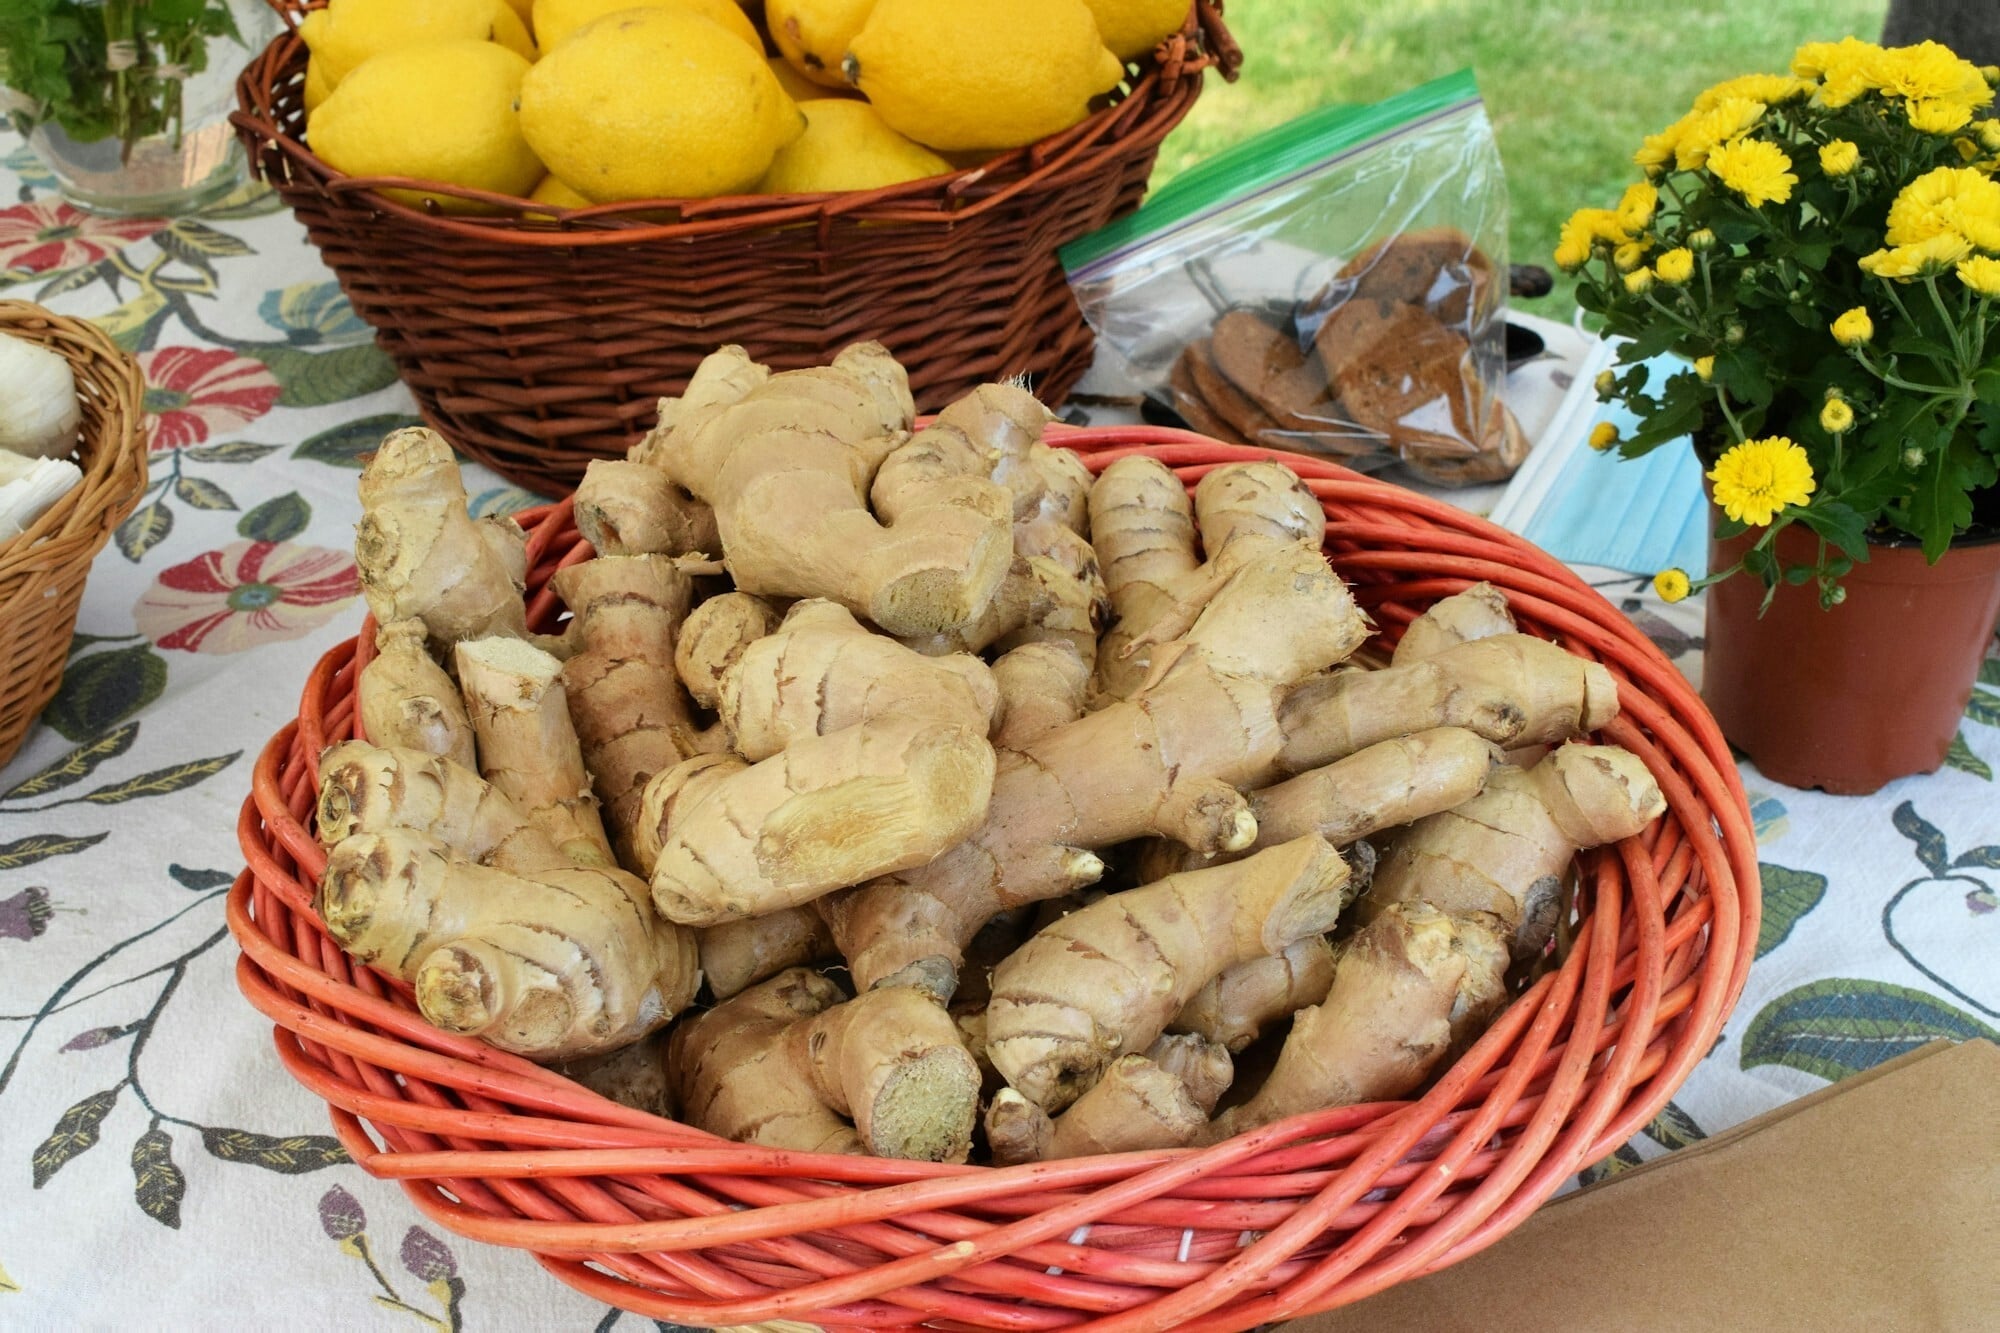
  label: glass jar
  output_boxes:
[9,1,283,216]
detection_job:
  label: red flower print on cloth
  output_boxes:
[0,198,161,274]
[137,347,282,452]
[133,541,359,654]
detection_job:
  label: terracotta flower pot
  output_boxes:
[1703,513,2000,795]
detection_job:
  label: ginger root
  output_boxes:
[1360,742,1667,961]
[355,427,527,650]
[699,906,836,1001]
[989,640,1089,749]
[1207,903,1508,1139]
[1391,581,1516,666]
[552,554,717,867]
[639,343,1013,637]
[456,635,614,868]
[675,592,780,711]
[669,968,980,1161]
[357,619,475,769]
[1170,934,1337,1053]
[574,458,719,558]
[320,829,698,1062]
[985,834,1349,1111]
[316,741,564,874]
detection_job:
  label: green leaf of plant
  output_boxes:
[1740,978,1997,1082]
[248,343,398,409]
[131,1128,186,1229]
[1755,862,1828,959]
[1967,688,2000,728]
[1641,1100,1707,1151]
[114,500,173,562]
[200,1127,349,1173]
[43,644,168,742]
[293,413,423,468]
[172,475,236,512]
[1945,730,1993,781]
[1793,502,1870,561]
[32,1087,120,1188]
[1892,800,1949,875]
[0,831,108,871]
[75,753,241,805]
[237,492,310,543]
[184,440,280,464]
[1,722,139,800]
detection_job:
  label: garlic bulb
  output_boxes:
[0,455,83,540]
[0,330,83,460]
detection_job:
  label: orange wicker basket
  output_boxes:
[0,303,150,771]
[233,428,1758,1330]
[229,5,1238,497]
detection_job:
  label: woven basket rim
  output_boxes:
[230,2,1235,247]
[234,426,1759,1329]
[0,301,150,574]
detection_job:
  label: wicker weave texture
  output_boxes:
[234,428,1760,1332]
[0,304,150,770]
[230,6,1231,497]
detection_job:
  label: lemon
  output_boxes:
[1081,0,1186,60]
[766,0,876,89]
[530,174,596,208]
[308,40,544,214]
[302,54,334,114]
[299,0,536,88]
[497,0,536,22]
[758,99,950,193]
[845,0,1124,151]
[768,55,853,103]
[532,0,762,53]
[519,8,804,201]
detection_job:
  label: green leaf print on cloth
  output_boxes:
[1755,863,1827,959]
[1741,978,1997,1082]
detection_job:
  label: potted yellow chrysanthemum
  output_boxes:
[1560,36,2000,794]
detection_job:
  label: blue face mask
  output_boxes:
[1492,350,1709,578]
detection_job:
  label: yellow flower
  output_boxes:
[1613,241,1650,272]
[1652,568,1692,603]
[1796,36,1886,107]
[1875,41,1993,112]
[1594,369,1617,397]
[1819,139,1860,175]
[1654,247,1695,284]
[1908,96,1975,134]
[1688,227,1717,251]
[1616,181,1659,232]
[1707,138,1797,207]
[1859,232,1975,279]
[1696,73,1814,109]
[1978,119,2000,151]
[1674,98,1766,170]
[1589,421,1621,451]
[1820,398,1855,433]
[1831,306,1874,345]
[1958,254,2000,295]
[1884,165,2000,250]
[1623,267,1655,295]
[1957,136,1983,163]
[1708,436,1817,527]
[1634,121,1682,176]
[1694,354,1715,381]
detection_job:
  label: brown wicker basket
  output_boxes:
[230,3,1238,496]
[0,303,150,770]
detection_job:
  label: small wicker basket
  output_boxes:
[0,303,150,771]
[230,4,1238,497]
[234,428,1759,1331]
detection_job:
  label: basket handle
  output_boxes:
[261,0,317,35]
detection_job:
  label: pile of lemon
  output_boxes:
[301,0,1189,211]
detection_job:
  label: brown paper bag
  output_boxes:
[1286,1039,2000,1332]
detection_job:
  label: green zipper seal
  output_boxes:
[1062,68,1484,275]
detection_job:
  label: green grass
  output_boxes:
[1150,0,1888,313]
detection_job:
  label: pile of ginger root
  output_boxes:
[315,340,1667,1167]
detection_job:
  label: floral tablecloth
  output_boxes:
[2,139,1996,1331]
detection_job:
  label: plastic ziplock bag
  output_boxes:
[1062,69,1528,486]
